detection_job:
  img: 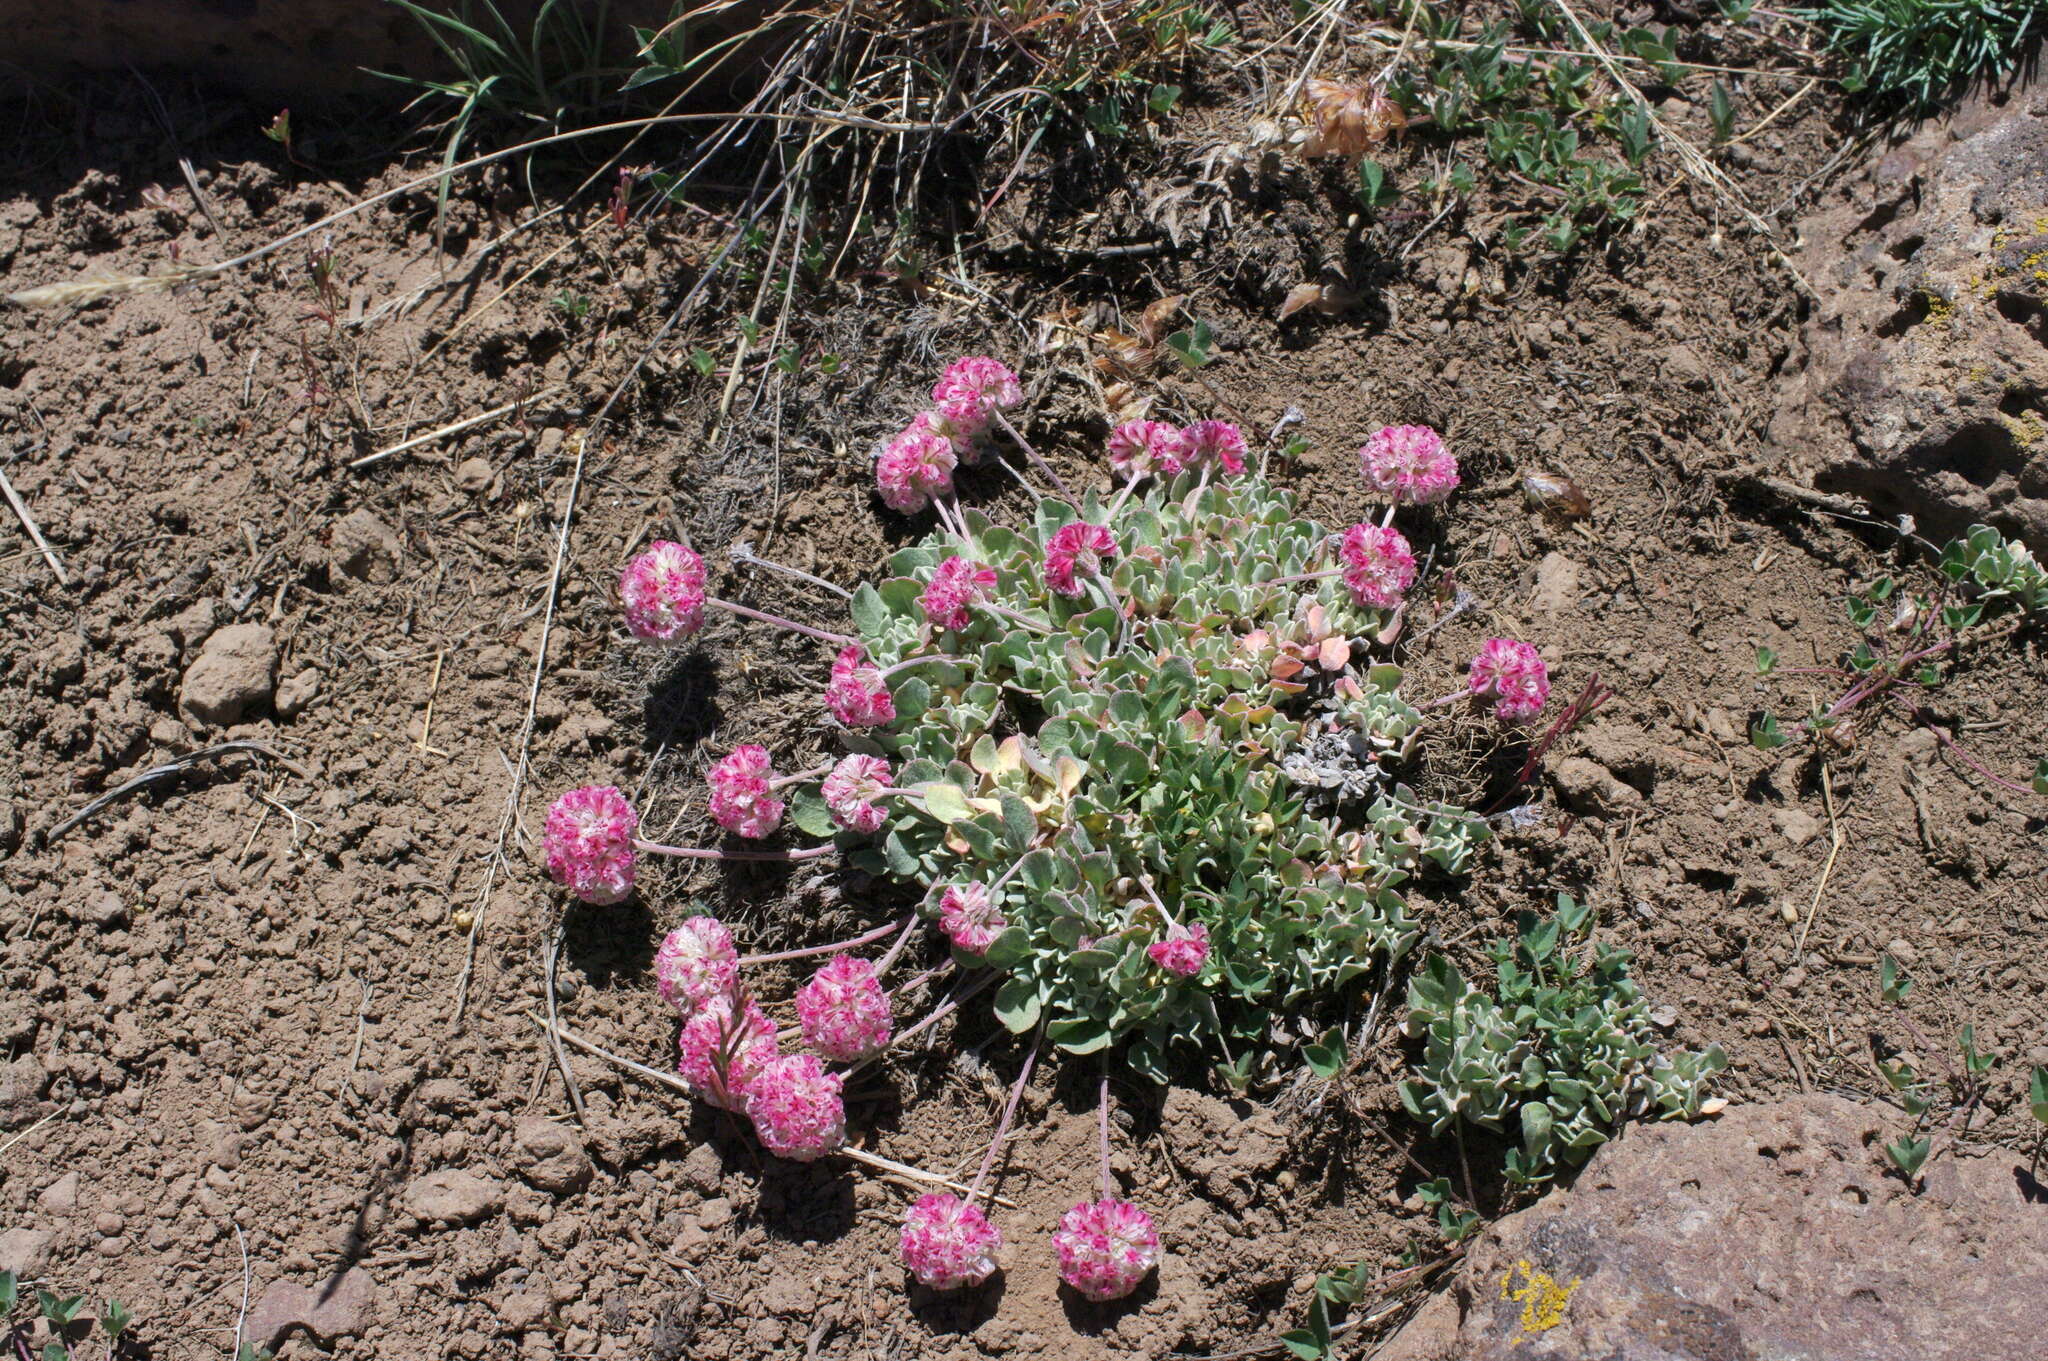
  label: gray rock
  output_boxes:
[498,1290,551,1333]
[243,1267,376,1347]
[1528,552,1585,613]
[1378,1094,2048,1361]
[178,622,277,726]
[1552,756,1644,817]
[0,1228,51,1274]
[274,668,322,719]
[510,1116,593,1195]
[37,1171,78,1215]
[455,457,494,493]
[0,1053,48,1128]
[331,508,403,583]
[1775,78,2048,545]
[77,890,128,930]
[404,1170,504,1226]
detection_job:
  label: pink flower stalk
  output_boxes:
[821,754,892,834]
[900,1193,1003,1290]
[1467,638,1551,723]
[543,785,639,905]
[921,556,999,632]
[676,992,778,1109]
[794,955,893,1062]
[877,414,960,513]
[744,1053,847,1161]
[619,541,708,642]
[708,745,785,839]
[654,915,739,1015]
[826,646,897,727]
[1146,922,1209,977]
[1359,424,1459,506]
[1053,1198,1160,1301]
[1337,523,1419,609]
[932,357,1022,430]
[1043,522,1118,598]
[1180,419,1247,476]
[1107,420,1190,479]
[939,882,1007,955]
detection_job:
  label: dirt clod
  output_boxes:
[177,621,277,726]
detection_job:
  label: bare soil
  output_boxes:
[2,31,2045,1361]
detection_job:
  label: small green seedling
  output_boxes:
[1163,318,1217,369]
[1885,1132,1931,1181]
[1416,1177,1482,1243]
[2030,1067,2048,1127]
[1879,954,1914,1004]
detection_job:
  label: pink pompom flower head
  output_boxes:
[826,646,897,727]
[900,1193,1003,1290]
[1146,922,1209,978]
[543,785,639,905]
[654,915,738,1015]
[1467,638,1550,723]
[939,882,1007,955]
[707,745,785,839]
[932,357,1022,430]
[1107,420,1190,480]
[744,1053,847,1162]
[821,754,892,834]
[1359,424,1459,506]
[1054,1198,1160,1302]
[876,414,960,513]
[1180,419,1247,476]
[795,954,893,1062]
[676,992,778,1110]
[619,541,707,642]
[1338,523,1418,610]
[921,556,999,632]
[1044,522,1118,598]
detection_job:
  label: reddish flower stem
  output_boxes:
[738,914,910,966]
[634,838,837,863]
[707,596,858,646]
[968,1022,1044,1202]
[989,407,1074,502]
[1097,1073,1113,1201]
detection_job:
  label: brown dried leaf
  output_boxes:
[1137,295,1186,346]
[1522,471,1593,519]
[1300,79,1407,162]
[1278,281,1361,321]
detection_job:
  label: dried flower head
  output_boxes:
[1467,638,1550,723]
[654,915,739,1015]
[794,954,894,1062]
[900,1193,1003,1290]
[1107,420,1191,480]
[1146,922,1209,977]
[676,992,778,1109]
[939,882,1007,955]
[932,356,1022,429]
[745,1053,847,1161]
[707,745,785,839]
[877,415,960,513]
[1044,522,1119,598]
[921,556,999,632]
[821,754,892,834]
[1180,420,1248,476]
[1300,78,1407,162]
[543,785,639,905]
[827,646,897,727]
[1053,1198,1160,1301]
[1359,424,1459,506]
[1337,523,1419,609]
[619,541,707,642]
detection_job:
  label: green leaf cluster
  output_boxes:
[1398,895,1725,1183]
[1798,0,2043,115]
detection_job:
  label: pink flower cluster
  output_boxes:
[821,754,892,834]
[1146,922,1209,978]
[619,541,708,642]
[543,785,639,905]
[939,883,1007,955]
[1044,522,1118,598]
[1338,523,1418,609]
[744,1053,847,1161]
[900,1193,1003,1290]
[675,992,778,1110]
[1053,1198,1160,1301]
[921,556,998,632]
[1468,638,1550,723]
[795,955,893,1061]
[876,358,1023,513]
[1107,418,1247,481]
[827,647,896,727]
[1359,424,1459,506]
[654,915,738,1015]
[707,745,785,839]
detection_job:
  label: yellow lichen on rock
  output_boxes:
[1500,1259,1581,1342]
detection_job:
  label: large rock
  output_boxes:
[242,1267,375,1347]
[403,1170,504,1227]
[509,1116,593,1195]
[1773,79,2048,545]
[1378,1094,2047,1361]
[178,622,276,726]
